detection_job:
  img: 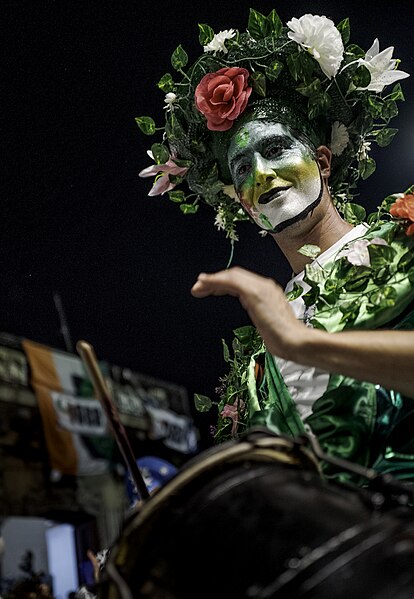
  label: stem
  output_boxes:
[226,239,235,268]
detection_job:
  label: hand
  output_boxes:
[191,267,307,359]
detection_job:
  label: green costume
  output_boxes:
[218,217,414,485]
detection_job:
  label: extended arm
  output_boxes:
[191,267,414,399]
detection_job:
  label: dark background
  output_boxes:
[3,0,414,436]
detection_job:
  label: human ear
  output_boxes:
[316,145,332,178]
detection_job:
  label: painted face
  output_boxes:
[227,121,323,232]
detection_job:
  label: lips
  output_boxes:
[258,186,291,205]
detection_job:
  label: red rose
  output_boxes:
[389,193,414,235]
[194,67,252,132]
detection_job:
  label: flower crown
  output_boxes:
[137,9,409,239]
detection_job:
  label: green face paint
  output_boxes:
[227,121,322,232]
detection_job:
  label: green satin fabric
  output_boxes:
[244,221,414,485]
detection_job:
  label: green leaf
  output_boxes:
[308,92,331,120]
[286,282,304,301]
[180,204,199,214]
[386,82,405,102]
[265,60,283,82]
[359,156,376,180]
[369,285,397,307]
[266,8,282,38]
[376,127,398,147]
[298,244,321,259]
[172,158,192,168]
[234,325,256,347]
[296,78,322,98]
[171,44,189,70]
[381,99,398,121]
[222,339,230,362]
[198,23,215,46]
[250,71,266,97]
[352,64,371,88]
[286,51,301,81]
[337,18,350,45]
[367,96,383,118]
[168,190,185,203]
[135,116,156,135]
[165,113,185,141]
[248,8,268,39]
[368,243,396,270]
[194,393,212,412]
[157,73,174,92]
[151,143,169,164]
[345,44,365,59]
[344,202,366,225]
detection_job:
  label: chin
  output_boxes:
[268,193,323,234]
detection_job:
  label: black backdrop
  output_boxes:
[3,0,414,440]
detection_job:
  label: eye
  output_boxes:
[265,145,282,159]
[237,164,250,177]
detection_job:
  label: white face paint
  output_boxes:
[227,121,323,232]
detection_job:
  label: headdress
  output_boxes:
[137,9,409,239]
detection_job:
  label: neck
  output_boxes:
[271,194,354,274]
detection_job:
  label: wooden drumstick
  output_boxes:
[76,340,150,500]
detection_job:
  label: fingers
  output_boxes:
[191,267,255,298]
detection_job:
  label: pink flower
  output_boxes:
[220,398,245,436]
[139,152,188,196]
[339,237,388,267]
[195,67,252,131]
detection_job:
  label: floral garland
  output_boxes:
[137,8,408,239]
[194,191,414,441]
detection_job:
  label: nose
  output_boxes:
[253,152,276,188]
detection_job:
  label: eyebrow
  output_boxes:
[229,134,293,171]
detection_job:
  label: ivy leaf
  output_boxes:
[266,9,282,38]
[222,339,230,362]
[157,73,174,92]
[298,244,321,259]
[308,92,331,119]
[369,285,397,308]
[286,282,304,301]
[381,99,398,121]
[296,78,322,98]
[248,8,268,39]
[352,64,371,88]
[180,204,199,214]
[135,116,156,135]
[359,156,376,180]
[168,190,185,203]
[344,202,366,225]
[376,127,398,147]
[198,23,215,46]
[337,18,350,45]
[345,44,365,59]
[386,82,405,102]
[367,96,383,118]
[265,60,283,82]
[250,71,266,97]
[194,393,212,412]
[171,45,189,70]
[151,143,170,165]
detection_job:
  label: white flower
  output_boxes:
[214,207,226,231]
[357,39,410,92]
[357,140,371,162]
[339,237,388,267]
[164,92,177,110]
[258,230,268,237]
[287,14,344,79]
[330,122,349,156]
[204,29,236,56]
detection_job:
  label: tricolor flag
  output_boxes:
[23,339,113,476]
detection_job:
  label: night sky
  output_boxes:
[3,1,414,431]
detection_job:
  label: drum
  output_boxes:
[100,427,414,599]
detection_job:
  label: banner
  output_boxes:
[22,339,111,476]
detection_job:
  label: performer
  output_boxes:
[138,9,414,483]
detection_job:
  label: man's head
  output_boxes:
[138,9,408,239]
[227,120,332,232]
